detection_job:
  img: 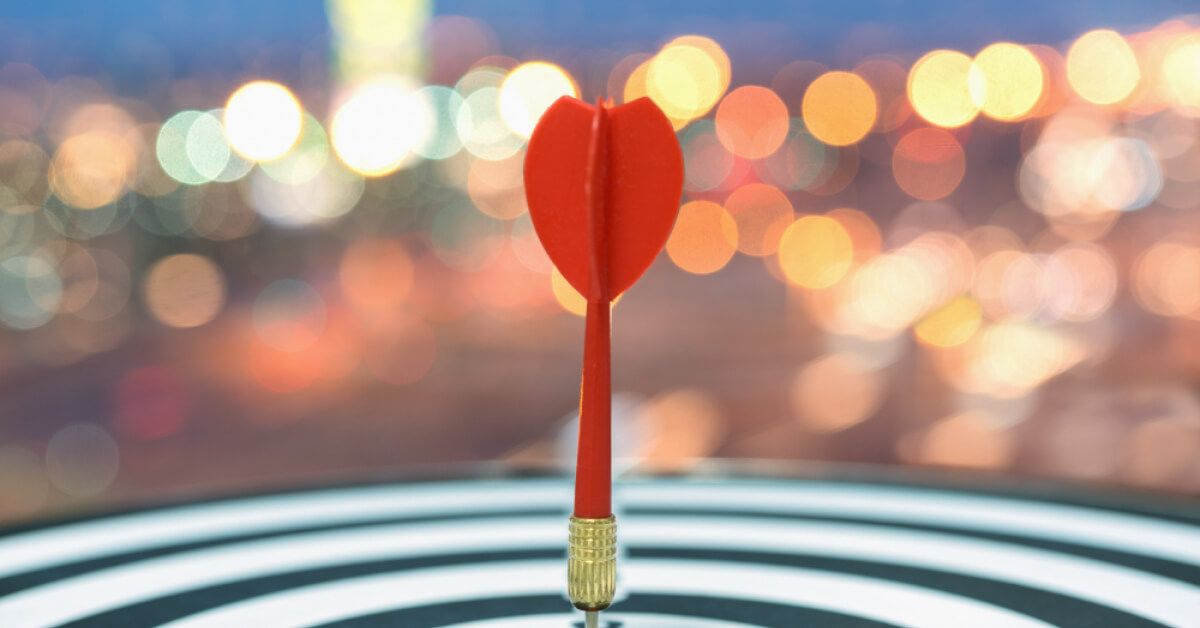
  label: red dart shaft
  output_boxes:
[575,300,611,517]
[574,101,611,519]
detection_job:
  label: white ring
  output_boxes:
[0,478,1194,581]
[158,560,1053,628]
[0,515,1195,627]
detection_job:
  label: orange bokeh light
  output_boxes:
[801,71,877,146]
[892,127,966,200]
[666,200,738,275]
[339,238,415,322]
[714,86,789,159]
[723,183,794,257]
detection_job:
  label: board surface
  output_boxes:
[0,474,1197,627]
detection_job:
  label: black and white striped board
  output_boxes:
[0,473,1197,627]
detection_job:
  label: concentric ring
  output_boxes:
[0,476,1194,628]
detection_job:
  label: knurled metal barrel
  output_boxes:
[567,515,617,610]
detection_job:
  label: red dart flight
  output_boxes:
[524,95,684,621]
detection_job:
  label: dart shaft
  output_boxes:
[575,299,612,517]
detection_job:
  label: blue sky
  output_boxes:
[0,0,1192,83]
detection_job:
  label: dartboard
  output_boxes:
[0,473,1197,627]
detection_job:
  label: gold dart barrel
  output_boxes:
[567,515,617,611]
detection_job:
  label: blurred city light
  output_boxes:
[223,81,304,162]
[3,4,1200,521]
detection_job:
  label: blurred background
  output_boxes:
[1,0,1199,525]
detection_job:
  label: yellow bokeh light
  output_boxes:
[143,254,226,328]
[914,295,982,347]
[551,268,585,316]
[551,268,621,316]
[647,43,724,122]
[498,61,578,139]
[331,77,432,176]
[970,42,1044,121]
[908,50,980,128]
[1066,29,1140,105]
[1162,33,1200,113]
[223,81,303,162]
[777,215,853,289]
[801,71,877,146]
[666,200,738,274]
[623,58,652,104]
[668,35,730,90]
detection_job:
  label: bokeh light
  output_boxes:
[115,365,189,441]
[340,237,415,322]
[637,388,725,470]
[760,126,828,191]
[1066,29,1140,105]
[0,139,49,211]
[666,200,738,274]
[0,445,48,517]
[776,215,853,289]
[157,111,209,186]
[914,296,982,348]
[714,86,789,159]
[647,41,727,124]
[551,268,586,316]
[186,111,252,184]
[801,71,877,146]
[457,85,523,161]
[0,255,60,330]
[260,113,331,185]
[4,8,1200,519]
[143,253,225,328]
[498,61,577,139]
[970,42,1044,121]
[45,423,118,497]
[223,81,303,161]
[467,150,527,220]
[50,132,134,208]
[253,279,327,352]
[332,77,431,176]
[908,412,1014,470]
[414,85,466,160]
[723,183,794,256]
[791,353,883,433]
[1134,239,1200,318]
[680,121,735,192]
[908,50,980,128]
[892,127,966,200]
[248,158,365,227]
[1161,34,1200,114]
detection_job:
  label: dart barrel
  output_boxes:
[567,515,617,610]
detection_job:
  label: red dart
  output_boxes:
[524,95,684,618]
